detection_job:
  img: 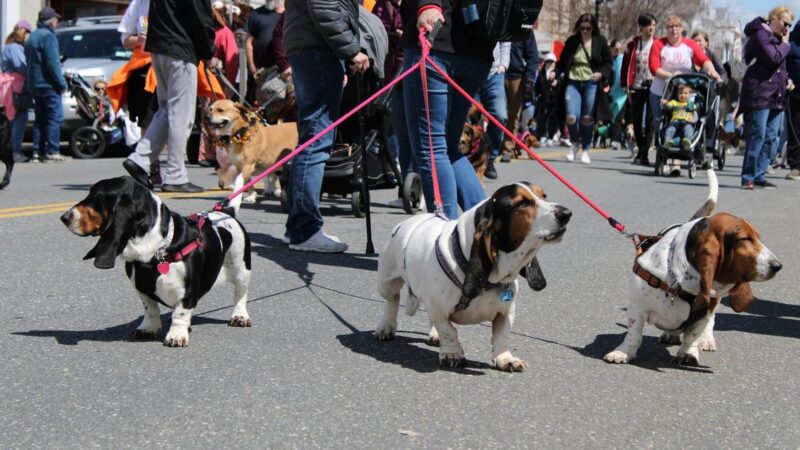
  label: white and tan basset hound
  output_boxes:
[375,182,571,371]
[605,169,782,366]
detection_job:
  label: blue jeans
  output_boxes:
[32,89,63,157]
[285,50,345,244]
[10,108,28,157]
[664,121,694,145]
[388,81,416,178]
[742,109,784,184]
[402,48,490,219]
[475,72,508,159]
[564,80,597,150]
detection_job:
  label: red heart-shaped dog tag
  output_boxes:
[157,262,170,275]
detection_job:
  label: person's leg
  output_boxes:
[128,55,171,174]
[564,81,582,159]
[481,72,508,161]
[682,123,694,149]
[631,90,647,162]
[403,49,461,218]
[159,55,198,186]
[664,123,677,143]
[579,81,598,151]
[742,109,769,185]
[10,109,28,160]
[43,90,63,157]
[649,91,663,148]
[754,110,784,185]
[285,50,344,243]
[786,92,800,175]
[446,53,491,211]
[390,84,415,177]
[503,77,523,158]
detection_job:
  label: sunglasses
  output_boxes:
[94,86,106,92]
[580,26,592,31]
[783,21,792,29]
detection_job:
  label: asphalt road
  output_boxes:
[1,150,798,449]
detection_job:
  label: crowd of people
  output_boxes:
[1,2,799,254]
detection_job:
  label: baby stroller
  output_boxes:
[654,74,721,178]
[66,73,125,158]
[280,69,422,218]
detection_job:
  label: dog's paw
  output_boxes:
[163,328,189,347]
[228,316,252,327]
[439,352,465,368]
[494,354,528,372]
[659,332,682,346]
[604,350,631,364]
[426,328,440,347]
[698,337,716,352]
[373,322,396,341]
[673,352,700,366]
[131,328,160,340]
[242,192,257,204]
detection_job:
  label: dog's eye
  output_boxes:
[515,199,533,209]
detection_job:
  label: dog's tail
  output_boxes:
[224,173,245,218]
[689,168,718,220]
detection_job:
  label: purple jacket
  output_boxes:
[373,0,403,82]
[740,17,791,112]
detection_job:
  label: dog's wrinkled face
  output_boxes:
[685,212,781,312]
[459,124,481,155]
[463,182,571,297]
[205,99,249,137]
[61,177,153,269]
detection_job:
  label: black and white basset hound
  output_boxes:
[375,182,571,371]
[61,176,252,347]
[604,170,782,366]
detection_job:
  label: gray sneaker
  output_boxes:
[289,230,348,253]
[786,169,800,180]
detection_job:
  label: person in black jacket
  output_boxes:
[122,0,215,193]
[555,13,613,164]
[399,0,495,219]
[501,34,538,162]
[281,0,369,252]
[535,53,560,146]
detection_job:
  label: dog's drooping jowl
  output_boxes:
[375,182,571,371]
[604,170,782,366]
[61,176,252,347]
[205,99,297,202]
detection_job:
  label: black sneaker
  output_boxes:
[122,159,154,190]
[484,160,498,179]
[754,181,777,190]
[161,182,205,193]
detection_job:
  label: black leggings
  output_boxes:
[630,89,653,160]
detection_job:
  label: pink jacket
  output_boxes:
[0,71,25,120]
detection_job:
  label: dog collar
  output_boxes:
[231,125,256,144]
[156,214,206,275]
[632,261,715,330]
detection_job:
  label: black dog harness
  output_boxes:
[435,227,510,311]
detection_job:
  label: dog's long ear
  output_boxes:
[520,256,546,291]
[463,200,496,299]
[83,194,136,269]
[235,102,250,120]
[686,219,721,312]
[727,282,754,312]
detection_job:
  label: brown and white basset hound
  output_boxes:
[375,182,571,371]
[605,169,782,366]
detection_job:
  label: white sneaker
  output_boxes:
[565,145,577,162]
[418,195,426,212]
[560,138,573,147]
[289,230,348,253]
[282,235,290,244]
[388,198,404,208]
[580,150,591,164]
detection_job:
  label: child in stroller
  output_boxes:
[660,84,697,151]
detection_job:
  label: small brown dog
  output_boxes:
[206,99,298,202]
[459,123,490,183]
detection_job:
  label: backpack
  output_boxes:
[455,0,543,42]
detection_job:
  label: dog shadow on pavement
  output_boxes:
[12,314,228,346]
[715,297,800,340]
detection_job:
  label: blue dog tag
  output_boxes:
[499,288,514,302]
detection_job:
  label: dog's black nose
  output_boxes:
[60,211,71,225]
[555,206,572,225]
[770,260,783,273]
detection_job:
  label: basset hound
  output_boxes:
[61,176,252,347]
[605,169,782,366]
[375,182,572,371]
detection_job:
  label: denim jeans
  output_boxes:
[285,50,345,244]
[742,109,784,184]
[388,80,416,178]
[32,89,63,157]
[664,121,694,145]
[564,80,597,150]
[10,108,28,157]
[402,48,490,219]
[475,72,508,159]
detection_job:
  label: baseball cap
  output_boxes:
[38,6,61,22]
[545,53,557,62]
[15,20,32,32]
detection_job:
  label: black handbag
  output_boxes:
[12,91,34,111]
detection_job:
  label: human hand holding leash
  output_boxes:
[349,52,370,74]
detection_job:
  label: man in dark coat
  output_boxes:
[282,0,369,252]
[123,0,216,193]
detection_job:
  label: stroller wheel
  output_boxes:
[717,147,726,170]
[654,152,664,176]
[351,189,364,218]
[70,127,106,159]
[688,159,697,179]
[402,172,422,214]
